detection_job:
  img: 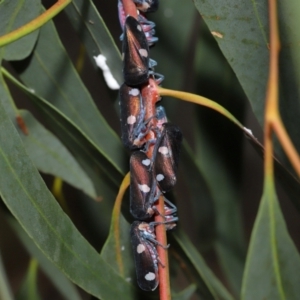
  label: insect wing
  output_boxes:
[122,16,150,86]
[154,123,183,192]
[131,221,159,291]
[130,151,156,219]
[119,84,145,149]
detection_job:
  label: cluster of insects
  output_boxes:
[118,0,183,292]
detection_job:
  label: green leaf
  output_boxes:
[65,0,123,85]
[0,0,40,60]
[193,0,300,153]
[17,109,96,199]
[13,19,127,175]
[0,251,13,300]
[0,74,96,198]
[101,215,134,281]
[0,98,135,299]
[4,68,122,194]
[16,259,41,300]
[194,126,246,294]
[172,284,197,300]
[241,178,300,299]
[174,230,234,300]
[8,217,82,300]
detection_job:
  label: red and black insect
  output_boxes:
[153,123,183,193]
[119,83,149,149]
[122,16,150,86]
[131,220,177,291]
[130,151,157,220]
[133,0,159,13]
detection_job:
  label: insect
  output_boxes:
[131,220,176,291]
[153,123,183,193]
[119,83,148,149]
[118,0,159,46]
[133,0,159,13]
[122,16,150,86]
[130,151,157,219]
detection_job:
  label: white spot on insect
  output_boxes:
[211,31,223,38]
[138,184,150,193]
[127,115,136,125]
[129,88,140,96]
[164,8,173,18]
[142,159,151,166]
[121,245,125,251]
[139,49,148,57]
[28,88,35,93]
[243,127,253,136]
[158,146,169,155]
[93,54,120,90]
[137,25,142,31]
[126,277,131,282]
[137,244,146,253]
[145,272,156,281]
[156,174,164,181]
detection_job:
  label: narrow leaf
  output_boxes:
[0,251,13,300]
[65,0,123,84]
[241,179,300,299]
[174,230,234,300]
[16,259,41,300]
[0,0,40,60]
[0,98,135,299]
[9,218,82,300]
[12,19,126,175]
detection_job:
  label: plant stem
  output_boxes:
[0,0,71,47]
[155,195,171,300]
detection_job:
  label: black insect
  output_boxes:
[119,83,149,149]
[130,220,167,291]
[153,123,183,193]
[133,0,159,13]
[130,151,157,220]
[122,16,150,86]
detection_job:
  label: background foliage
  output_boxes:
[0,0,299,299]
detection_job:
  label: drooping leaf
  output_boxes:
[0,98,135,299]
[12,19,127,176]
[193,0,300,154]
[8,217,82,300]
[3,68,122,195]
[0,251,13,300]
[65,0,123,85]
[174,230,234,300]
[241,178,300,299]
[16,259,41,300]
[194,125,246,294]
[172,284,197,300]
[0,0,40,60]
[0,73,96,198]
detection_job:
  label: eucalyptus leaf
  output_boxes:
[9,217,82,300]
[65,0,123,85]
[0,251,13,300]
[16,259,41,300]
[12,19,126,176]
[0,0,40,60]
[0,98,135,299]
[241,179,300,299]
[4,68,122,195]
[172,284,197,300]
[193,0,300,154]
[174,230,234,300]
[194,126,246,294]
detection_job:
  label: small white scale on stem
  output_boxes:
[93,54,120,90]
